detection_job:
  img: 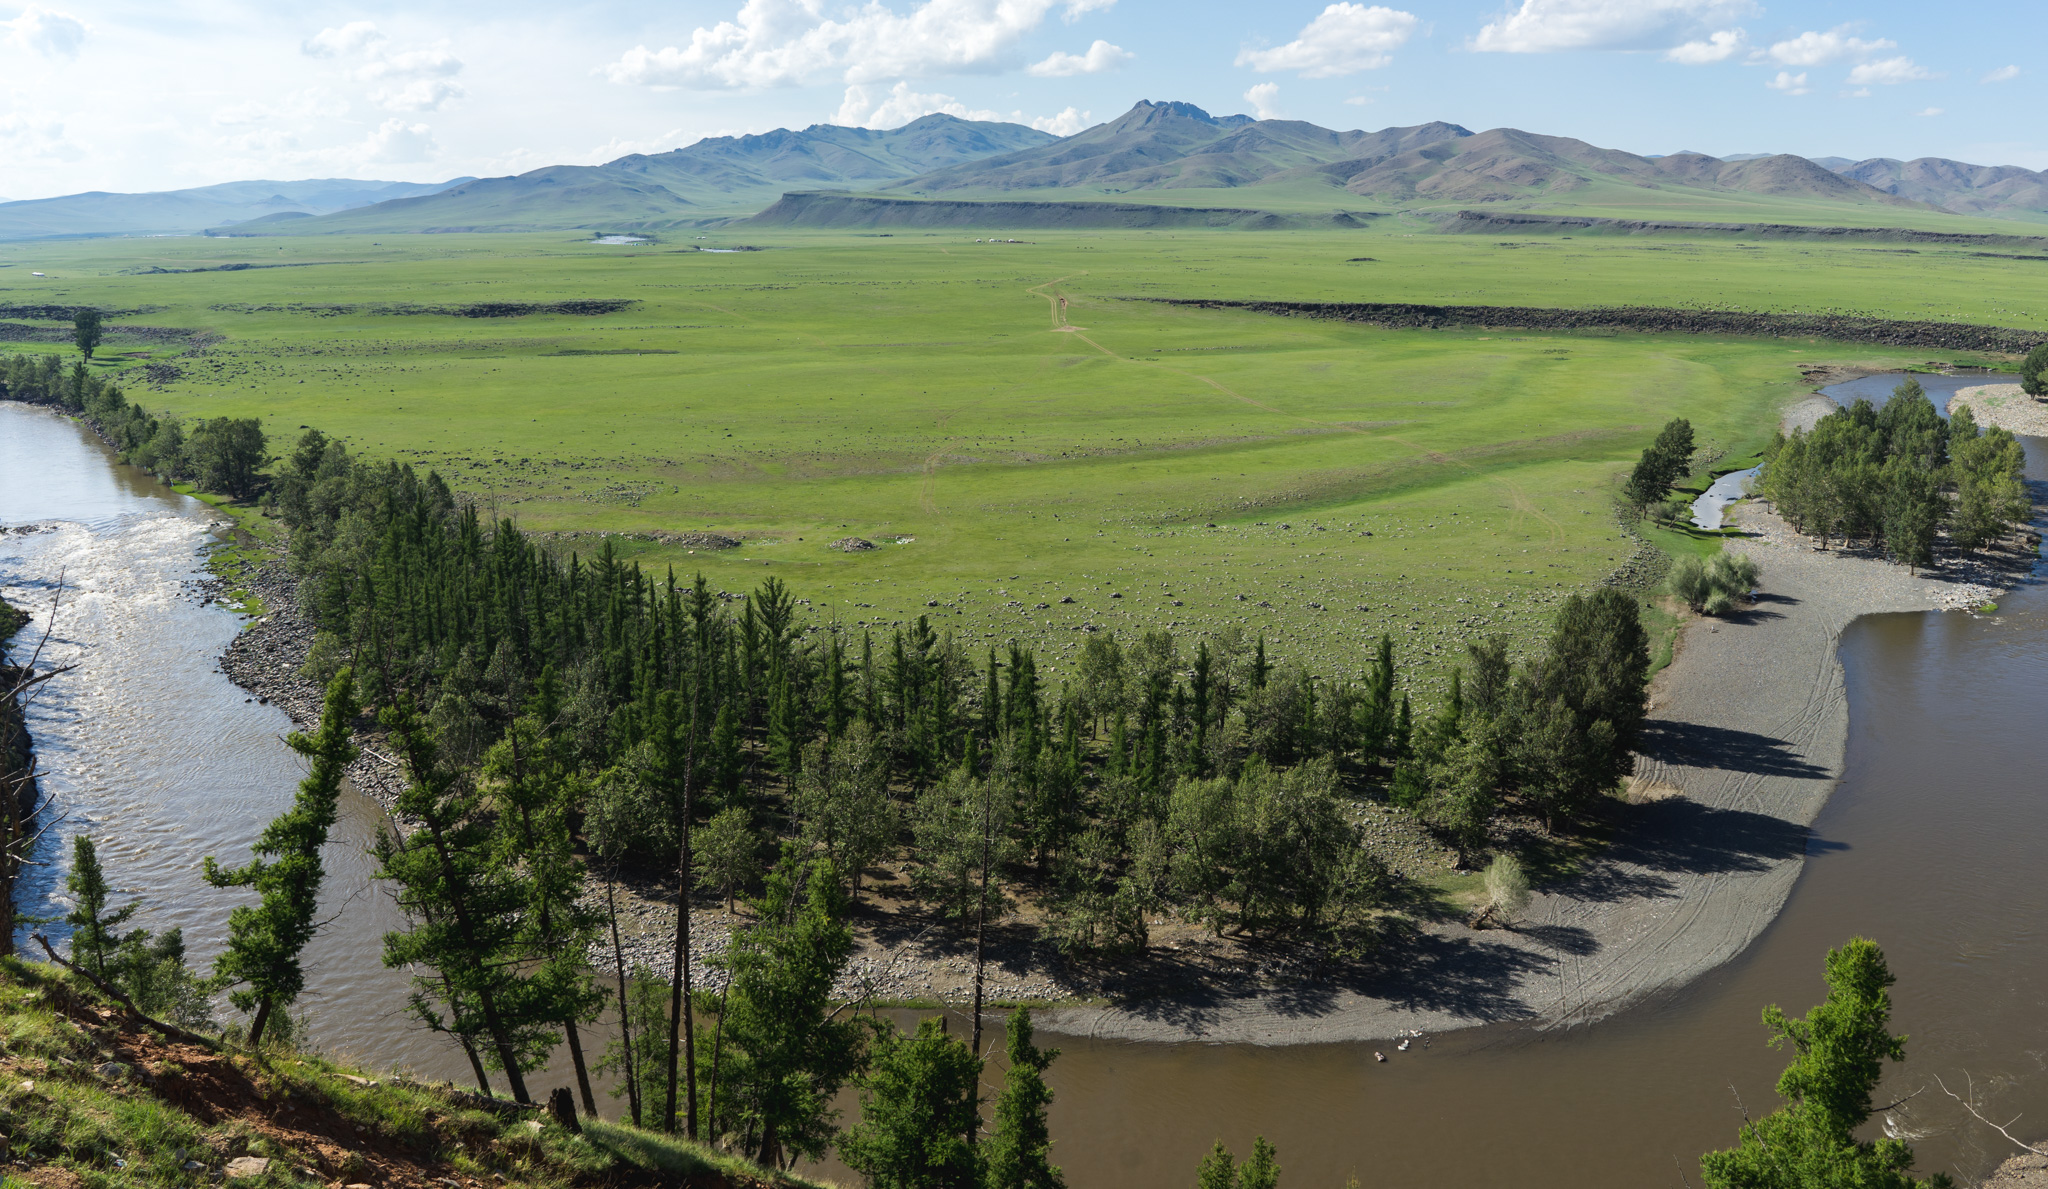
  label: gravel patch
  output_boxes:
[1952,384,2048,437]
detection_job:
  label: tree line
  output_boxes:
[0,351,268,500]
[31,421,1651,1182]
[1757,380,2030,567]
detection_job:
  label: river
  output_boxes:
[5,386,2044,1187]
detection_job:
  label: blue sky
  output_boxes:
[1,0,2041,199]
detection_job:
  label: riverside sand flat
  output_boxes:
[1039,418,2033,1045]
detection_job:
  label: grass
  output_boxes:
[0,957,830,1188]
[2,225,2017,702]
[168,485,280,618]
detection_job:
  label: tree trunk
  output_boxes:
[562,1017,597,1120]
[968,781,992,1152]
[458,1033,494,1097]
[248,996,275,1050]
[666,732,699,1137]
[606,868,641,1127]
[705,983,730,1147]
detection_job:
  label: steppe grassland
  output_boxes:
[5,228,2038,689]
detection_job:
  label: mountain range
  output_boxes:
[0,177,473,241]
[10,101,2048,241]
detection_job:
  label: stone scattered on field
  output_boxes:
[831,537,876,552]
[224,1156,271,1178]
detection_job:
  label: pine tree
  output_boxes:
[1195,1141,1237,1189]
[1238,1137,1281,1189]
[65,834,135,982]
[204,669,360,1048]
[1700,938,1953,1189]
[839,1016,983,1189]
[373,697,541,1103]
[985,1007,1064,1189]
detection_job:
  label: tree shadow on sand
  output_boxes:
[1637,719,1831,780]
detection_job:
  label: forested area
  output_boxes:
[0,351,267,498]
[1758,379,2031,565]
[210,424,1643,1157]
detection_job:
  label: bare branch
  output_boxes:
[1873,1086,1926,1114]
[30,931,215,1048]
[1935,1073,2048,1157]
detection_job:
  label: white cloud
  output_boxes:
[1664,29,1745,64]
[1026,39,1129,76]
[2,6,87,58]
[363,118,437,163]
[1237,4,1417,77]
[0,109,84,161]
[1764,70,1809,95]
[834,81,1002,128]
[1916,107,1943,117]
[356,46,463,81]
[606,0,1112,90]
[1846,56,1935,85]
[1470,0,1754,54]
[211,90,350,126]
[303,21,385,59]
[1243,81,1282,119]
[1031,106,1089,135]
[1981,64,2020,84]
[373,79,467,111]
[1761,28,1892,66]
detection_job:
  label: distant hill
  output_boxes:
[895,104,1923,214]
[746,191,1377,229]
[244,115,1058,235]
[890,100,1471,195]
[1823,157,2048,219]
[0,177,472,241]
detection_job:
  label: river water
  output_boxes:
[5,388,2045,1187]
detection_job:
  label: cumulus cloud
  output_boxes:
[1243,82,1282,119]
[1031,106,1090,135]
[1026,38,1129,76]
[1760,28,1893,66]
[1845,56,1935,85]
[607,0,1113,90]
[1764,70,1809,95]
[373,78,467,111]
[1470,0,1755,54]
[363,117,437,163]
[835,81,1003,128]
[1236,4,1417,77]
[303,21,385,58]
[356,46,463,80]
[1981,64,2020,84]
[0,109,84,160]
[2,6,87,57]
[1664,28,1744,63]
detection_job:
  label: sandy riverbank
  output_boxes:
[1952,384,2048,437]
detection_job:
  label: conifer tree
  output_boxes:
[65,833,134,982]
[985,1007,1064,1189]
[204,669,360,1049]
[840,1016,983,1189]
[1700,938,1953,1189]
[373,697,539,1104]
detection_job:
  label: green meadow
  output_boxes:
[4,226,2037,691]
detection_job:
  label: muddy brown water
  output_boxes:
[5,394,2045,1187]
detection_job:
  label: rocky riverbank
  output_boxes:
[1952,384,2048,437]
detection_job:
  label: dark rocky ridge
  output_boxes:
[1151,299,2048,354]
[1446,209,2048,249]
[748,191,1377,229]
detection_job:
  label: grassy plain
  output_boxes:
[3,226,2037,698]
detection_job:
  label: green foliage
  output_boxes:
[71,309,103,361]
[796,721,896,903]
[985,1008,1065,1189]
[1699,938,1954,1189]
[1483,853,1530,925]
[203,668,359,1046]
[1670,552,1762,615]
[696,805,765,911]
[63,834,132,983]
[59,836,213,1029]
[1625,417,1697,510]
[2021,342,2048,397]
[1194,1137,1281,1189]
[839,1016,983,1189]
[713,849,866,1167]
